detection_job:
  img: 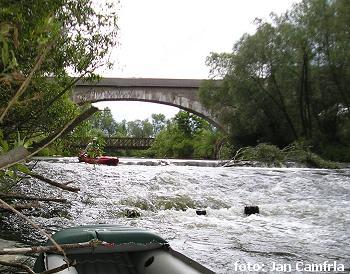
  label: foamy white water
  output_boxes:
[2,159,349,273]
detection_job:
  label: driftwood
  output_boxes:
[0,201,40,211]
[28,172,80,193]
[222,147,244,167]
[0,192,67,203]
[0,240,104,255]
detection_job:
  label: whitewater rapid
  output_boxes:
[1,158,349,273]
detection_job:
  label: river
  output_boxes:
[1,158,349,273]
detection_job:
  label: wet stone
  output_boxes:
[124,209,141,218]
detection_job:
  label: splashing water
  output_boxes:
[1,159,349,273]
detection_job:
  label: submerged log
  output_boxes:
[0,192,67,203]
[28,172,80,192]
[0,201,40,211]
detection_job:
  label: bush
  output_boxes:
[320,144,350,162]
[233,142,340,169]
[284,141,340,169]
[238,143,285,166]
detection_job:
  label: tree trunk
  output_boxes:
[28,172,80,192]
[0,193,67,203]
[0,201,40,211]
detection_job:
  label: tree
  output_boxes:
[149,111,219,159]
[127,119,153,138]
[151,113,167,135]
[89,108,117,137]
[114,119,128,137]
[200,0,350,159]
[0,0,118,169]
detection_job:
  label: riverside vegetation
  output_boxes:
[200,0,350,163]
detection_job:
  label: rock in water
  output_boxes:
[244,205,259,215]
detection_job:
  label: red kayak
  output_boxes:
[78,153,119,166]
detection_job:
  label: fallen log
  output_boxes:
[0,192,67,203]
[0,240,104,255]
[0,201,40,211]
[28,172,80,193]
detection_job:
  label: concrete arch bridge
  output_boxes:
[72,78,223,130]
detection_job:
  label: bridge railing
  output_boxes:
[105,137,155,150]
[75,137,155,150]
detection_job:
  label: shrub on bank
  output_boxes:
[234,142,340,169]
[238,144,285,167]
[284,141,340,169]
[319,144,350,163]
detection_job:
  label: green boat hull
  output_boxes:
[34,224,215,274]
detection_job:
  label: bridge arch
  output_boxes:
[72,78,225,131]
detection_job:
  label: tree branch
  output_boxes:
[0,147,29,168]
[0,192,67,203]
[0,240,103,255]
[0,40,55,123]
[0,201,40,211]
[0,199,67,260]
[0,106,98,170]
[28,172,79,193]
[29,106,99,154]
[0,260,35,274]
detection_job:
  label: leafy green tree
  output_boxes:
[115,119,128,137]
[151,113,167,135]
[150,111,219,159]
[174,111,209,137]
[89,108,117,137]
[0,0,118,167]
[127,119,153,138]
[200,0,350,160]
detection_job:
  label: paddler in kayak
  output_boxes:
[78,138,119,165]
[81,137,102,158]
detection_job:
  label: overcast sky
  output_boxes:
[94,0,300,122]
